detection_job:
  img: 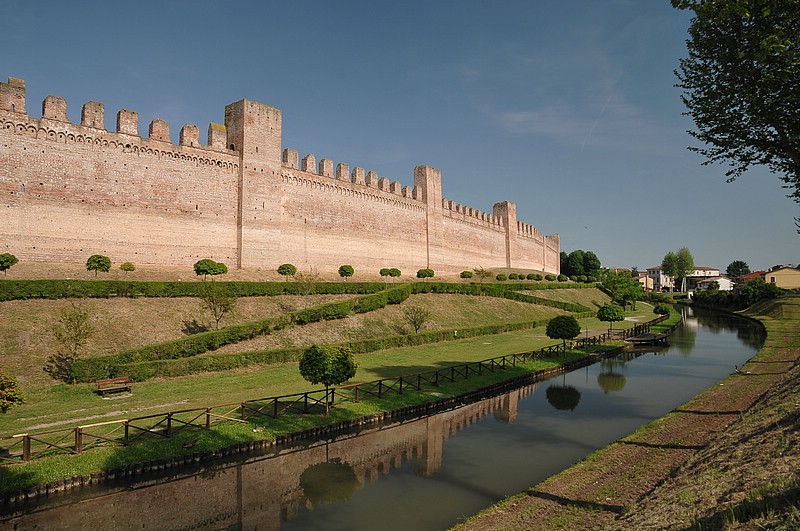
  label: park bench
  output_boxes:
[96,377,132,396]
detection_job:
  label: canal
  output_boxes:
[2,308,765,530]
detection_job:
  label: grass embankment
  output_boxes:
[454,296,800,530]
[0,286,665,495]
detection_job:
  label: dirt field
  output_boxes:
[455,298,800,530]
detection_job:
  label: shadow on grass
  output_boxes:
[181,319,209,335]
[693,478,800,529]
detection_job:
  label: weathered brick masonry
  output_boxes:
[0,77,559,275]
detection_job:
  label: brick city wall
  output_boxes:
[0,76,559,275]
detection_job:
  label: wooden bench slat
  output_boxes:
[96,377,131,395]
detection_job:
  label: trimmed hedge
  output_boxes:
[0,280,388,301]
[111,318,561,382]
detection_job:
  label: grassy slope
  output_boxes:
[0,288,624,437]
[618,296,800,529]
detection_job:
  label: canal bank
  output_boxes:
[455,296,800,530]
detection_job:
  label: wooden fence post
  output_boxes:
[75,427,83,455]
[22,434,30,462]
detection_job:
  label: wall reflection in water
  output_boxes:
[5,385,535,530]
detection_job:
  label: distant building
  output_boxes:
[635,271,654,291]
[737,271,766,285]
[646,266,673,292]
[695,276,734,292]
[646,265,721,292]
[765,267,800,289]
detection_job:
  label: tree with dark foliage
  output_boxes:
[673,0,800,231]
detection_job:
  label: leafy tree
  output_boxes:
[583,251,601,277]
[45,303,93,383]
[737,278,783,307]
[277,263,297,278]
[199,281,237,329]
[0,371,24,413]
[86,254,111,277]
[460,270,473,280]
[194,259,228,280]
[388,268,401,279]
[120,261,136,275]
[672,0,800,231]
[380,268,391,281]
[546,315,581,346]
[597,303,625,333]
[416,268,434,281]
[402,305,433,333]
[662,247,695,292]
[299,345,357,415]
[566,250,585,277]
[338,264,354,281]
[726,260,751,279]
[0,253,18,277]
[601,269,644,309]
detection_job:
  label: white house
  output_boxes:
[694,276,734,292]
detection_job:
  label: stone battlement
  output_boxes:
[0,76,559,275]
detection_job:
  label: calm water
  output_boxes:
[2,308,764,530]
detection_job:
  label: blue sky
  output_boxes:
[2,0,797,272]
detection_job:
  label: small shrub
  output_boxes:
[496,274,507,281]
[0,253,18,277]
[460,270,473,279]
[558,274,569,282]
[277,263,297,277]
[526,273,537,280]
[86,254,111,277]
[653,303,670,315]
[508,273,518,280]
[545,274,557,281]
[416,268,434,280]
[338,264,354,281]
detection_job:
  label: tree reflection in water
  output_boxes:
[546,385,581,411]
[299,458,360,508]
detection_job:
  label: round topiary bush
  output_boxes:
[526,273,537,280]
[545,274,557,281]
[496,274,507,281]
[557,274,568,282]
[508,273,518,280]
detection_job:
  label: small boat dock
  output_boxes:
[626,332,668,345]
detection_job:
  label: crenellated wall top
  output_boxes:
[0,76,232,155]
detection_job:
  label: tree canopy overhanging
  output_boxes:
[672,0,800,230]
